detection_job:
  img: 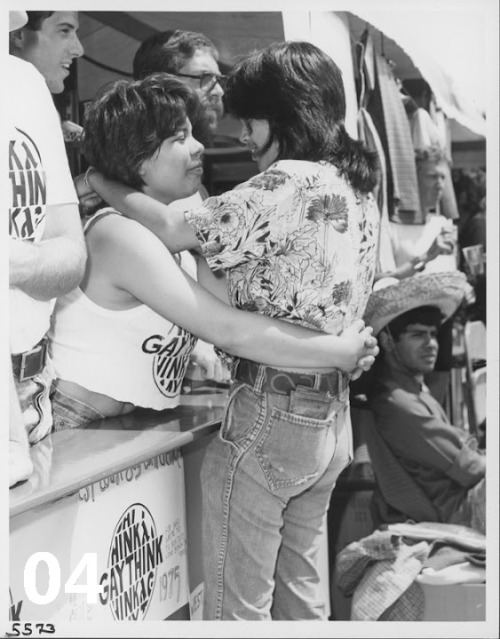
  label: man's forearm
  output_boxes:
[10,237,86,300]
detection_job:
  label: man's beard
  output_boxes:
[192,95,224,147]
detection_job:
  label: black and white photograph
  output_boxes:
[3,0,498,637]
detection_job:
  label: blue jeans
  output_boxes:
[14,357,55,445]
[201,375,353,620]
[50,384,106,430]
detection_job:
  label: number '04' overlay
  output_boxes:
[24,552,103,604]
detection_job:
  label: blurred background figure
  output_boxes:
[388,145,457,277]
[455,168,486,325]
[133,29,225,148]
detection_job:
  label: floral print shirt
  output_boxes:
[185,160,379,338]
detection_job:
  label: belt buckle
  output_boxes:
[18,341,46,382]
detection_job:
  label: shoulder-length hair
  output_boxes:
[224,41,379,194]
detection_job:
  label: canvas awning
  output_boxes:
[349,8,487,137]
[75,8,489,140]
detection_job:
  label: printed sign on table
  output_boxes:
[10,449,189,623]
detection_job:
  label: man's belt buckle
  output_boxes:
[18,342,47,382]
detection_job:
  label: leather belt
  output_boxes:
[234,358,348,397]
[11,337,48,382]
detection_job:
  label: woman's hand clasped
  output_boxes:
[189,341,231,383]
[340,318,379,380]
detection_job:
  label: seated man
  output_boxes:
[363,272,485,534]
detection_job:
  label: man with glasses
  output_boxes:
[133,29,226,146]
[362,272,485,533]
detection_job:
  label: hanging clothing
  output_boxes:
[356,30,395,273]
[368,54,422,223]
[409,107,441,149]
[358,107,396,273]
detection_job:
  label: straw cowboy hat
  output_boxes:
[364,271,468,336]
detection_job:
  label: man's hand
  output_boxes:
[463,281,477,306]
[425,226,456,262]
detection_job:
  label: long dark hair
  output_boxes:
[224,41,379,194]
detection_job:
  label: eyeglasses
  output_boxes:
[175,71,227,92]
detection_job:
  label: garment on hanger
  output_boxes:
[409,107,441,149]
[367,53,422,223]
[356,32,395,273]
[358,108,396,273]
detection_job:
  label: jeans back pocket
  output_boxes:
[219,382,263,452]
[255,387,345,493]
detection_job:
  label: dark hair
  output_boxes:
[133,29,218,80]
[25,12,54,31]
[386,305,443,340]
[82,73,200,190]
[455,168,486,216]
[223,41,379,194]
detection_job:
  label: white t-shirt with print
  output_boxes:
[8,55,78,354]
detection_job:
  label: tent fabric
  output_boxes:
[369,53,422,223]
[76,10,486,141]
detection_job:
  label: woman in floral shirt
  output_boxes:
[88,42,380,620]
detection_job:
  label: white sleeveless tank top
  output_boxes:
[48,209,198,410]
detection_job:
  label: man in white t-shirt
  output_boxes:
[8,11,86,448]
[9,11,84,94]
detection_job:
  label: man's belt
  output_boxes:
[11,337,48,382]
